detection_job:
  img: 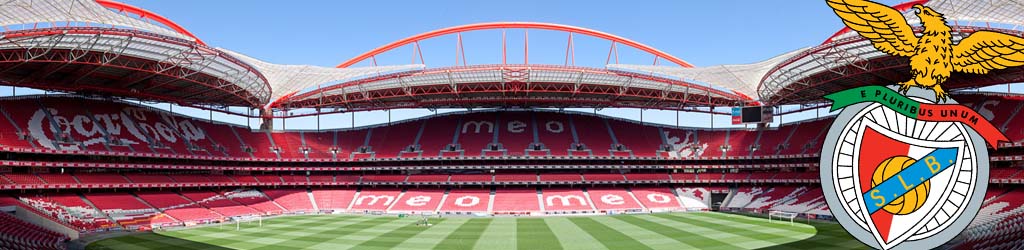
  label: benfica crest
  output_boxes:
[820,86,1006,250]
[819,0,1020,249]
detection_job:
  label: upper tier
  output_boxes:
[0,93,1018,161]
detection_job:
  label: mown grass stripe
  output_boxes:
[91,234,227,250]
[697,212,856,248]
[434,218,492,250]
[757,221,866,250]
[701,213,815,234]
[248,216,400,250]
[473,218,516,250]
[543,217,608,250]
[390,218,467,249]
[166,215,361,243]
[612,215,735,249]
[516,218,562,250]
[689,213,811,239]
[86,213,866,250]
[655,213,798,245]
[172,215,369,247]
[567,217,653,250]
[352,218,446,249]
[707,212,867,249]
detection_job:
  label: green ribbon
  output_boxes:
[824,86,1008,148]
[824,86,920,117]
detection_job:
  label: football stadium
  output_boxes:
[0,0,1023,249]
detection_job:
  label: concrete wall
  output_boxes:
[15,206,80,240]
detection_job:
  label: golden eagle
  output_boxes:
[826,0,1024,101]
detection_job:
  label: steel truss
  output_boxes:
[0,27,269,106]
[273,65,748,113]
[759,26,1024,105]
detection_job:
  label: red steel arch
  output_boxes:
[95,0,206,46]
[335,22,694,68]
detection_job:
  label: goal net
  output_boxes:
[234,215,263,230]
[768,210,799,226]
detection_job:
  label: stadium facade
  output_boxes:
[0,0,1022,249]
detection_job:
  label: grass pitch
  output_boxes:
[86,212,864,250]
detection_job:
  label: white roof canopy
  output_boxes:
[608,48,808,99]
[0,0,194,41]
[221,49,424,106]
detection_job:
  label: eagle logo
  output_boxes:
[826,0,1024,101]
[820,1,1015,249]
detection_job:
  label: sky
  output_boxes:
[12,0,1012,130]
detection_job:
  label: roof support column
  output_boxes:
[260,108,273,131]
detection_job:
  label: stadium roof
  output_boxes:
[2,0,1024,115]
[269,22,755,112]
[0,0,199,43]
[219,49,425,107]
[608,48,809,100]
[615,0,1024,105]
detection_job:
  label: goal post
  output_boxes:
[768,210,798,226]
[235,215,263,231]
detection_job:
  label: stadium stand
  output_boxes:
[224,189,284,214]
[406,174,450,183]
[6,96,1020,161]
[451,173,494,183]
[958,188,1024,249]
[586,187,644,212]
[179,190,260,217]
[350,189,402,212]
[538,188,593,213]
[261,189,315,212]
[37,174,80,185]
[539,173,582,183]
[491,188,542,214]
[8,174,47,185]
[569,114,615,156]
[582,172,625,182]
[493,173,535,183]
[676,187,711,210]
[388,189,445,213]
[533,112,575,156]
[135,191,221,223]
[124,174,174,184]
[497,112,535,157]
[4,2,1024,249]
[607,119,662,157]
[0,211,68,250]
[2,94,1024,250]
[631,187,684,211]
[439,189,491,214]
[367,121,420,158]
[624,172,671,182]
[311,189,357,211]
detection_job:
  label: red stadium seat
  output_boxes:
[0,212,69,250]
[389,189,444,213]
[491,188,541,214]
[631,187,683,211]
[587,187,643,212]
[439,189,491,213]
[312,189,357,211]
[350,189,402,212]
[541,188,594,213]
[263,189,314,212]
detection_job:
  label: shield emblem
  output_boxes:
[821,88,985,250]
[852,120,966,249]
